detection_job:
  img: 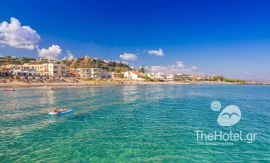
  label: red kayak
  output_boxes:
[48,108,73,115]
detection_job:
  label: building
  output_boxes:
[174,74,208,81]
[1,64,20,70]
[173,74,183,81]
[47,63,67,77]
[0,63,67,77]
[124,71,144,80]
[166,74,175,81]
[35,64,49,76]
[101,71,112,79]
[34,63,67,77]
[193,74,209,81]
[0,64,38,77]
[77,68,102,79]
[0,65,12,77]
[20,63,37,71]
[68,68,80,77]
[179,74,194,81]
[146,72,166,80]
[11,69,37,76]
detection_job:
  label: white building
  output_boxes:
[166,74,175,81]
[77,68,103,79]
[47,63,67,77]
[1,63,67,77]
[11,69,37,76]
[146,72,166,80]
[124,71,144,80]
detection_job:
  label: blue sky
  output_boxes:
[0,0,270,81]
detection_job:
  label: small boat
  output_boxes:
[48,108,73,116]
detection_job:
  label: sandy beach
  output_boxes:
[1,80,267,89]
[0,80,186,88]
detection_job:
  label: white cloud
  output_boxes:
[63,50,74,60]
[146,61,198,75]
[190,66,198,70]
[38,45,62,60]
[0,17,40,50]
[147,48,164,56]
[119,53,137,61]
[146,65,181,75]
[176,61,185,69]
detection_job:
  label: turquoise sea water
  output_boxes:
[0,85,269,162]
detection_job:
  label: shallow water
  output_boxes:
[0,85,269,162]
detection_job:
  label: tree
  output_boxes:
[139,66,145,73]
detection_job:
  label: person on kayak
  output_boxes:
[54,108,69,112]
[48,108,73,115]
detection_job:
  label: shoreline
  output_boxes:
[0,80,269,89]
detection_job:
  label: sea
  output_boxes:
[0,84,269,162]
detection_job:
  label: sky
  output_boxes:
[0,0,270,81]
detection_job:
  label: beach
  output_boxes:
[0,80,269,88]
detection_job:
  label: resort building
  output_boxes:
[11,69,37,76]
[31,63,67,77]
[47,63,67,77]
[0,64,38,77]
[0,65,12,77]
[0,63,67,77]
[35,64,49,76]
[77,68,103,79]
[1,64,20,70]
[20,63,37,71]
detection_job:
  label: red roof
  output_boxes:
[131,71,141,76]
